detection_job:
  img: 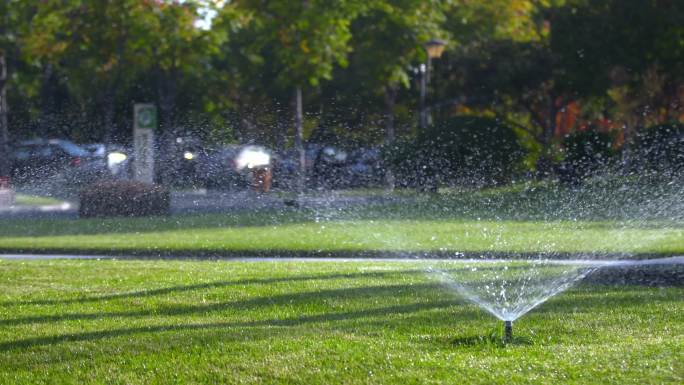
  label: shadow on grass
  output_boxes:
[583,265,684,287]
[2,269,679,328]
[2,284,678,353]
[0,269,430,307]
[0,282,452,327]
[531,285,680,315]
[0,299,464,352]
[1,265,534,307]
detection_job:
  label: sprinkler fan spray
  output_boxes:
[428,259,605,344]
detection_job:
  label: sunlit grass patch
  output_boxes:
[1,179,682,256]
[0,260,681,384]
[0,218,682,256]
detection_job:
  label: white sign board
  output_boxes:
[133,104,156,183]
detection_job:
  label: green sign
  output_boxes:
[134,104,157,130]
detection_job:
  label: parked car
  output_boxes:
[311,145,350,189]
[10,139,106,184]
[197,145,278,190]
[271,150,299,190]
[82,143,107,158]
[347,147,384,187]
[82,143,131,178]
[196,145,246,189]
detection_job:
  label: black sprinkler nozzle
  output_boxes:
[504,320,513,342]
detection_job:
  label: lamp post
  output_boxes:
[419,39,446,131]
[416,39,446,193]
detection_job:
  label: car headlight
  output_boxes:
[107,152,127,167]
[235,149,270,170]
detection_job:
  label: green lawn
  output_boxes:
[1,179,683,256]
[0,259,681,384]
[0,217,682,256]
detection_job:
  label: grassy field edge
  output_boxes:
[0,247,680,259]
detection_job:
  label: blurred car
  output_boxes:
[234,145,271,171]
[10,139,107,184]
[107,145,131,178]
[82,143,106,158]
[347,147,384,187]
[197,145,275,190]
[234,145,273,192]
[196,145,246,189]
[271,150,299,190]
[82,143,131,178]
[311,145,350,189]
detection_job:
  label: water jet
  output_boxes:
[427,257,684,335]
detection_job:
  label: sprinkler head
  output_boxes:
[504,320,513,342]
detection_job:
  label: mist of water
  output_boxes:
[426,259,599,321]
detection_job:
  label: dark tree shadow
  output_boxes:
[0,269,432,307]
[1,265,513,307]
[0,282,453,327]
[0,299,464,352]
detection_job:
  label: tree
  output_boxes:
[231,0,366,191]
[141,1,226,183]
[434,0,572,175]
[343,0,448,189]
[0,0,31,177]
[0,53,8,177]
[25,0,155,142]
[144,1,224,134]
[550,0,684,171]
[0,46,7,177]
[212,4,288,146]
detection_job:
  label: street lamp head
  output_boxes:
[424,39,447,59]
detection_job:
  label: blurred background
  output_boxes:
[0,0,682,196]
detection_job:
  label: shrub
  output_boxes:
[557,129,616,185]
[383,138,420,188]
[633,122,684,175]
[79,180,170,218]
[385,116,525,189]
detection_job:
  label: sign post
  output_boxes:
[133,104,157,183]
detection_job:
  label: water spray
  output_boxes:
[504,320,513,342]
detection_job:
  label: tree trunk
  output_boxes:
[535,98,559,177]
[99,87,117,181]
[0,53,9,177]
[101,91,116,159]
[158,74,177,137]
[621,115,641,175]
[38,63,56,137]
[275,103,288,151]
[293,86,305,193]
[383,84,397,191]
[234,98,258,144]
[240,115,256,143]
[621,121,633,174]
[157,71,178,186]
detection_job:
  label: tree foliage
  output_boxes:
[0,0,682,180]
